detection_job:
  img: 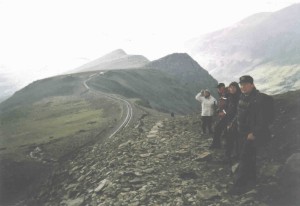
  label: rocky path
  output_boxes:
[26,114,286,206]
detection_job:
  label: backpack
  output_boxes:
[256,92,275,125]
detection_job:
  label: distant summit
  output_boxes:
[72,49,150,73]
[146,53,218,97]
[186,3,300,94]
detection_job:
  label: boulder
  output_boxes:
[280,153,300,187]
[279,153,300,202]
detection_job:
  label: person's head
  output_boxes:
[239,75,255,94]
[204,89,211,98]
[229,82,240,94]
[217,83,225,94]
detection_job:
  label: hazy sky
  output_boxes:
[0,0,299,85]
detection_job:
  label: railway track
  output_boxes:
[83,73,133,139]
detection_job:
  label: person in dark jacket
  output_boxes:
[224,82,241,163]
[210,83,228,149]
[230,75,270,194]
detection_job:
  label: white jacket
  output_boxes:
[195,93,216,116]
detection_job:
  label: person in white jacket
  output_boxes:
[195,89,217,134]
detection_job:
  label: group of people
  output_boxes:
[195,75,272,194]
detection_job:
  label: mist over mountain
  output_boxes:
[186,3,300,94]
[72,49,150,73]
[0,73,22,103]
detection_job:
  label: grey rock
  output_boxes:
[61,197,84,206]
[280,153,300,187]
[194,151,212,161]
[197,188,220,200]
[94,179,109,193]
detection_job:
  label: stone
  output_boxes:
[140,153,151,158]
[118,140,132,149]
[197,189,220,200]
[95,179,109,193]
[143,168,155,174]
[195,151,212,161]
[147,134,157,138]
[280,153,300,187]
[61,197,84,206]
[240,197,255,205]
[260,164,281,177]
[129,178,143,184]
[231,163,239,174]
[245,189,258,196]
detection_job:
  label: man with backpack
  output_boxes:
[230,75,274,194]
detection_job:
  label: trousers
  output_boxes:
[235,136,256,186]
[211,117,227,147]
[201,116,213,133]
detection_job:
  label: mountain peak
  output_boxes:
[153,53,194,64]
[72,49,149,73]
[108,49,127,56]
[161,52,191,60]
[101,49,127,60]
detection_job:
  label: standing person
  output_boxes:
[224,82,241,163]
[210,83,228,149]
[230,75,272,194]
[195,89,216,135]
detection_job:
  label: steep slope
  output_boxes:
[187,3,300,94]
[145,53,218,98]
[26,90,300,206]
[72,49,150,73]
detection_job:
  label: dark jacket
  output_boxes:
[217,90,229,116]
[237,88,269,139]
[226,90,241,123]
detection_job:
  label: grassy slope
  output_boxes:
[0,73,122,160]
[89,69,200,114]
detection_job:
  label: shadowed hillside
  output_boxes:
[146,53,218,98]
[89,68,200,114]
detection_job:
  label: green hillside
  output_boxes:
[0,74,86,112]
[89,68,200,114]
[0,72,122,161]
